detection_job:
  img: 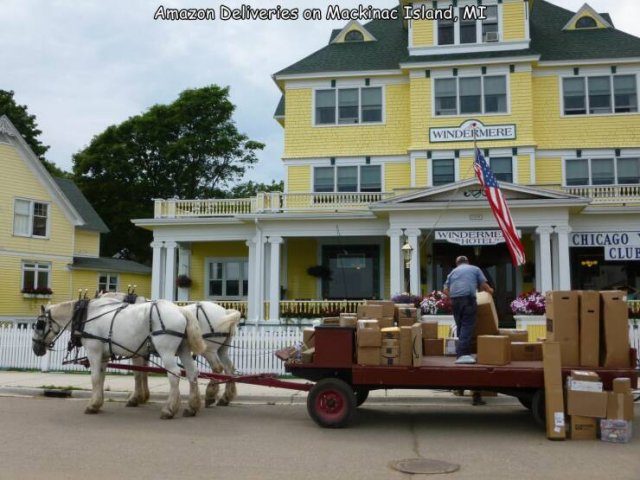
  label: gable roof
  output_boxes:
[562,3,612,31]
[531,0,640,62]
[71,256,151,275]
[53,177,109,233]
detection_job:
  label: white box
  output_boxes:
[567,378,603,392]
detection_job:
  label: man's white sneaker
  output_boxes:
[455,355,477,364]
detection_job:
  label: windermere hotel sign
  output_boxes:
[430,120,517,143]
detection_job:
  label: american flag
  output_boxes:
[474,148,526,266]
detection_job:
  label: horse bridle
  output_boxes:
[33,308,68,350]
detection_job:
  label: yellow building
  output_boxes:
[136,1,640,323]
[0,116,151,326]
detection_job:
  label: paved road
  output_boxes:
[1,396,638,480]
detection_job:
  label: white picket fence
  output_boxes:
[2,321,639,375]
[0,325,303,375]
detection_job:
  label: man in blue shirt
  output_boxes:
[443,256,494,365]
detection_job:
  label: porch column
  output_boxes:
[555,225,572,290]
[151,241,164,300]
[534,233,542,292]
[177,244,191,301]
[268,236,283,323]
[536,226,553,294]
[551,232,560,290]
[251,232,265,322]
[387,229,403,297]
[407,228,421,296]
[246,239,257,323]
[163,241,177,301]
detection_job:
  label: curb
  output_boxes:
[0,386,520,406]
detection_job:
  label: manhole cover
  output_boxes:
[390,458,460,475]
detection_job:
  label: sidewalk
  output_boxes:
[0,369,519,406]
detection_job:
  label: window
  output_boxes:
[563,74,638,115]
[432,159,455,186]
[435,75,508,116]
[98,273,119,293]
[207,260,248,298]
[22,262,51,291]
[344,30,364,42]
[460,15,476,44]
[315,87,383,126]
[437,15,454,45]
[575,16,597,29]
[438,6,500,45]
[482,6,499,41]
[13,199,49,238]
[313,165,382,193]
[565,157,640,186]
[490,157,513,183]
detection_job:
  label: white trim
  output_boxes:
[559,72,639,118]
[529,152,536,184]
[401,55,539,69]
[534,65,640,78]
[0,250,73,262]
[312,85,385,128]
[410,41,530,57]
[432,73,510,118]
[536,149,640,158]
[330,19,377,44]
[97,272,119,292]
[538,58,640,67]
[523,0,530,41]
[273,69,402,82]
[430,157,457,187]
[12,197,51,240]
[204,256,249,300]
[21,260,52,291]
[286,76,408,90]
[282,155,409,166]
[311,164,383,193]
[562,154,640,187]
[562,4,612,31]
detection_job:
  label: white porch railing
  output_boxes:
[154,191,395,218]
[564,184,640,204]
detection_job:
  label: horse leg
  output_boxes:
[201,349,222,407]
[158,350,181,419]
[127,357,148,407]
[178,344,202,417]
[217,345,237,407]
[85,351,107,414]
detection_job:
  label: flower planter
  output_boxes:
[513,315,546,329]
[22,294,52,299]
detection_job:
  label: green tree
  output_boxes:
[0,89,66,176]
[73,85,264,262]
[227,180,284,198]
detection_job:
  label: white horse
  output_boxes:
[100,292,242,407]
[32,297,207,419]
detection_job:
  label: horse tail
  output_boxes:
[183,308,207,355]
[223,309,242,338]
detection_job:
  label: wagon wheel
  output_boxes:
[531,389,546,428]
[517,393,533,410]
[307,378,356,428]
[353,387,370,407]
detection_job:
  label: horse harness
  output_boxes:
[195,302,229,346]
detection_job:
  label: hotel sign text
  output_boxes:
[429,119,516,143]
[436,230,521,246]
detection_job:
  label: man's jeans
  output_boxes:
[452,295,477,357]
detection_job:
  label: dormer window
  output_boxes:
[344,30,364,42]
[575,16,597,29]
[437,6,500,46]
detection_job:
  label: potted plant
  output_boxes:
[417,290,454,332]
[510,290,546,329]
[176,274,193,289]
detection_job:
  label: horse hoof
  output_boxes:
[160,411,174,420]
[205,398,217,408]
[182,408,197,417]
[84,406,100,414]
[126,398,139,407]
[217,399,230,407]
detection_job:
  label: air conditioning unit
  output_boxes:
[484,32,499,42]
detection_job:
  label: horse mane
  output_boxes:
[220,310,242,336]
[49,300,76,322]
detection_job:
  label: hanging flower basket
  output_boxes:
[176,275,193,289]
[306,265,332,281]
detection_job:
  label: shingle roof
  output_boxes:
[53,177,109,233]
[531,1,640,61]
[274,1,640,78]
[71,257,151,275]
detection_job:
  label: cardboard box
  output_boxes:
[322,317,340,325]
[578,291,600,367]
[357,319,379,329]
[382,346,400,358]
[600,419,633,444]
[381,356,400,366]
[570,370,600,382]
[357,327,381,347]
[613,378,632,394]
[379,317,395,329]
[511,342,543,361]
[339,316,357,328]
[498,328,529,342]
[396,306,418,325]
[423,338,445,356]
[303,327,315,349]
[358,305,383,320]
[545,291,579,366]
[566,390,608,418]
[381,327,400,339]
[600,291,630,368]
[411,323,422,367]
[542,342,566,440]
[606,392,634,421]
[570,416,597,440]
[477,335,511,365]
[382,338,399,348]
[421,321,439,340]
[567,370,602,392]
[357,347,380,366]
[399,327,413,366]
[444,337,458,356]
[366,300,395,318]
[475,291,499,336]
[301,348,315,364]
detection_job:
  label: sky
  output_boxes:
[1,0,639,185]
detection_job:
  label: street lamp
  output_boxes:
[401,230,414,294]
